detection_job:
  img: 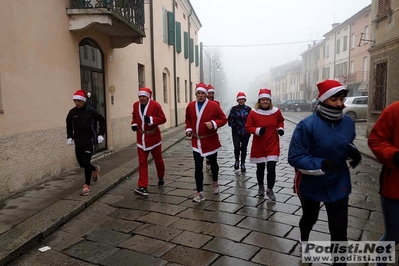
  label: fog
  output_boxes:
[190,0,371,106]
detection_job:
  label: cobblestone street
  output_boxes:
[7,113,397,266]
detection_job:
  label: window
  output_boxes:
[183,32,188,59]
[326,45,329,58]
[189,38,194,63]
[162,7,167,43]
[177,77,181,103]
[175,22,182,53]
[343,36,348,51]
[372,61,387,111]
[323,45,326,58]
[195,45,199,67]
[163,72,168,103]
[167,11,175,46]
[363,57,368,81]
[185,80,188,103]
[351,33,355,49]
[364,26,369,43]
[138,64,145,89]
[336,39,340,54]
[350,60,354,73]
[377,0,391,17]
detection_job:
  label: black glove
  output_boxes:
[144,116,150,123]
[259,127,266,136]
[348,149,362,168]
[393,152,399,168]
[278,129,284,136]
[131,125,138,132]
[321,160,342,173]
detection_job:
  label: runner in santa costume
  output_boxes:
[185,82,227,202]
[131,87,167,196]
[206,84,220,106]
[245,88,284,201]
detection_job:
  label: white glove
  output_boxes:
[66,138,73,146]
[98,135,104,144]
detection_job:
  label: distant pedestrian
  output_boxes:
[368,100,399,265]
[204,83,220,173]
[228,92,252,172]
[185,82,227,202]
[131,87,167,196]
[66,89,106,196]
[245,88,284,201]
[288,80,361,264]
[206,84,220,105]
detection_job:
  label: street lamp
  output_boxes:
[209,58,221,85]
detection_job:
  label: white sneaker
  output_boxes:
[267,189,276,201]
[192,192,205,202]
[213,183,219,194]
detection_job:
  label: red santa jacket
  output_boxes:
[131,99,166,151]
[245,107,284,163]
[368,101,399,200]
[185,99,227,156]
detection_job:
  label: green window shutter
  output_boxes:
[175,22,182,53]
[184,32,189,59]
[195,45,199,67]
[167,11,175,46]
[189,38,194,63]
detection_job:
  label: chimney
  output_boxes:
[308,44,311,49]
[313,40,316,46]
[332,23,340,29]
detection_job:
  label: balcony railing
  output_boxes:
[68,0,146,48]
[337,71,369,84]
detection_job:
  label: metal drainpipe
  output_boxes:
[188,9,193,102]
[172,0,178,127]
[150,0,156,100]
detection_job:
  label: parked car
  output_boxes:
[278,99,312,112]
[343,96,368,120]
[311,98,319,113]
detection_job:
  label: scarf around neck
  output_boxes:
[316,102,344,122]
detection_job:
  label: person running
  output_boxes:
[368,100,399,265]
[204,83,220,173]
[228,92,252,172]
[185,82,227,202]
[288,80,361,265]
[66,89,106,196]
[245,88,284,201]
[131,87,167,196]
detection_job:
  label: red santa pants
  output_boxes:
[137,144,165,188]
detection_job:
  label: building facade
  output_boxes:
[367,0,399,134]
[0,0,201,199]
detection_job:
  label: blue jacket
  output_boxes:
[288,113,358,203]
[228,104,252,137]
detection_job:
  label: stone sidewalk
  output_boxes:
[3,111,397,265]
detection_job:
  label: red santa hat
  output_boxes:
[138,87,152,98]
[258,88,271,100]
[195,82,208,95]
[207,84,215,93]
[236,92,246,101]
[317,80,346,102]
[72,90,87,102]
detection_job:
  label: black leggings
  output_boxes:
[75,145,96,186]
[232,134,250,163]
[256,161,276,189]
[193,151,218,192]
[299,196,348,242]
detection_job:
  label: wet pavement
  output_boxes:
[1,111,397,266]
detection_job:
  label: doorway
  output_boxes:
[79,38,106,152]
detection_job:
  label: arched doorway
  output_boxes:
[79,38,106,152]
